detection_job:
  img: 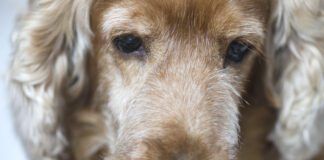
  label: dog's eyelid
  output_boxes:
[223,38,255,67]
[111,31,140,40]
[232,38,258,53]
[112,33,148,58]
[228,37,253,46]
[108,27,151,39]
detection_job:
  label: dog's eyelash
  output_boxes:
[225,39,253,65]
[113,34,146,57]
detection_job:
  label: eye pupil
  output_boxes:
[114,34,143,54]
[226,41,250,63]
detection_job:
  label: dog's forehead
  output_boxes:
[97,0,268,39]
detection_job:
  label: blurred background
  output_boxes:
[0,0,28,159]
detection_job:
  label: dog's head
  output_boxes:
[11,0,271,159]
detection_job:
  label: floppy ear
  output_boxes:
[9,0,92,159]
[266,0,324,159]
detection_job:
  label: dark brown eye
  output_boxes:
[113,34,144,54]
[226,40,250,63]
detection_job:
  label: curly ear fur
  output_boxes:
[9,0,92,159]
[267,0,324,159]
[9,0,324,159]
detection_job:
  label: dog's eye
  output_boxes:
[113,34,143,54]
[226,40,250,63]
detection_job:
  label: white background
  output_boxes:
[0,0,28,160]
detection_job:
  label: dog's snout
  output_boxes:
[112,126,213,160]
[110,58,234,159]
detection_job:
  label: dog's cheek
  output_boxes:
[104,63,148,123]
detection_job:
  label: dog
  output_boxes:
[8,0,324,160]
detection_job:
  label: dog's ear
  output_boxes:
[9,0,92,159]
[265,0,324,109]
[266,0,324,159]
[11,0,93,105]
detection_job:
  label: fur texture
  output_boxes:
[9,0,92,159]
[8,0,324,160]
[267,0,324,159]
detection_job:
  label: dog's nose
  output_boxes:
[108,129,214,160]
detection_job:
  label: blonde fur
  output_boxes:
[8,0,324,160]
[9,0,92,159]
[268,0,324,159]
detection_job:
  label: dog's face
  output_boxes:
[90,0,269,159]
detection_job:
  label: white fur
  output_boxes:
[9,0,92,159]
[269,0,324,159]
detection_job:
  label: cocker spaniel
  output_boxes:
[8,0,324,159]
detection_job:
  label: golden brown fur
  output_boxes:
[9,0,323,160]
[81,1,270,159]
[10,0,269,159]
